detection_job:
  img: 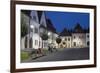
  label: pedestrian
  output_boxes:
[53,46,57,52]
[48,45,53,53]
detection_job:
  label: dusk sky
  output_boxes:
[45,11,90,33]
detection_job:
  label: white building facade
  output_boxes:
[21,10,58,50]
[59,24,89,49]
[72,33,86,48]
[21,10,47,50]
[21,10,89,50]
[59,28,72,48]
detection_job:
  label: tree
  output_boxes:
[21,13,28,38]
[56,37,62,48]
[21,23,28,38]
[41,33,48,40]
[21,10,31,38]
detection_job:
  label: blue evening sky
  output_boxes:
[45,11,89,33]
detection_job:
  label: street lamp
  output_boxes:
[48,32,52,44]
[30,24,34,36]
[48,32,51,36]
[30,24,34,29]
[28,24,34,48]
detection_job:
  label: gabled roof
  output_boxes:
[73,23,85,33]
[59,28,72,36]
[46,19,56,33]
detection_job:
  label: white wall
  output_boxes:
[60,36,72,48]
[0,0,100,73]
[72,33,86,48]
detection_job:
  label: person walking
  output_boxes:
[48,44,53,53]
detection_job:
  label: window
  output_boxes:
[63,42,66,45]
[87,35,89,38]
[68,38,70,41]
[73,42,76,46]
[35,40,38,46]
[74,36,76,39]
[87,41,89,46]
[65,38,67,41]
[34,27,38,33]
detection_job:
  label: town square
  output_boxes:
[21,10,90,62]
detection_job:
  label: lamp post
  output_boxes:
[47,32,50,49]
[48,32,53,46]
[30,24,34,30]
[30,25,34,49]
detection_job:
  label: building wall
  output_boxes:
[72,33,86,48]
[86,33,89,47]
[21,11,89,50]
[21,11,49,50]
[21,36,26,50]
[32,34,42,49]
[59,36,72,48]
